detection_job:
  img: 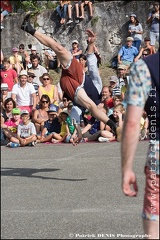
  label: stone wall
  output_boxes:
[1,1,153,63]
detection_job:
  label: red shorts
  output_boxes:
[142,166,159,221]
[18,106,33,114]
[60,57,84,100]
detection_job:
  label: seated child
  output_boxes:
[40,104,61,143]
[17,110,37,147]
[3,108,22,147]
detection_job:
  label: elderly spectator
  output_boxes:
[117,37,139,70]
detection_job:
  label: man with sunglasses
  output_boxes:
[18,44,30,70]
[21,13,117,144]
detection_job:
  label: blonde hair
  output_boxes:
[114,103,125,113]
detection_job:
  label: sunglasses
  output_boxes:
[29,75,34,78]
[63,99,67,102]
[43,78,50,80]
[19,47,24,50]
[42,101,49,103]
[142,54,148,56]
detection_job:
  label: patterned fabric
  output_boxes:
[124,59,159,175]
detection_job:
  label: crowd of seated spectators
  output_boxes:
[1,1,159,147]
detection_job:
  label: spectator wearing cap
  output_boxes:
[117,37,139,70]
[1,57,18,95]
[3,107,22,145]
[70,40,82,61]
[146,1,159,52]
[1,83,10,102]
[30,45,42,65]
[134,37,156,62]
[9,47,23,74]
[16,109,37,147]
[11,70,37,114]
[29,54,47,86]
[116,65,128,88]
[18,44,30,70]
[109,76,121,96]
[39,104,61,143]
[128,13,143,51]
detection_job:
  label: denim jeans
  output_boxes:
[56,4,68,19]
[132,40,142,52]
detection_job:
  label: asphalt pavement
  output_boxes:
[1,141,149,239]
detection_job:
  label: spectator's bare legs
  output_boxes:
[88,1,93,17]
[75,1,80,18]
[79,2,85,19]
[143,219,159,239]
[68,4,72,19]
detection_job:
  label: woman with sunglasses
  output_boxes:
[38,73,58,106]
[32,94,50,135]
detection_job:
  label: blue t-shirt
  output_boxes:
[118,45,138,62]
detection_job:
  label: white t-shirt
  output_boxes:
[12,82,36,106]
[17,121,36,138]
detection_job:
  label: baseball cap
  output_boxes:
[20,109,29,115]
[130,13,136,18]
[109,76,118,83]
[126,37,134,42]
[117,64,126,70]
[18,70,28,77]
[60,108,69,115]
[47,104,58,113]
[31,46,37,51]
[72,40,79,44]
[1,83,8,90]
[12,47,19,52]
[12,108,21,115]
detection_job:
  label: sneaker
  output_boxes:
[66,19,73,24]
[75,19,80,24]
[21,12,36,35]
[6,142,20,148]
[139,129,147,141]
[30,141,37,146]
[98,137,110,142]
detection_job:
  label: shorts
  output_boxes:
[121,60,132,66]
[49,59,57,70]
[60,56,84,100]
[150,31,159,46]
[1,10,10,17]
[65,134,72,143]
[18,105,33,114]
[142,166,159,221]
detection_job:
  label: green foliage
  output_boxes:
[91,16,99,27]
[11,1,58,13]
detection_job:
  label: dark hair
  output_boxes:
[79,54,87,61]
[142,48,151,55]
[30,54,40,62]
[129,16,140,26]
[3,57,10,64]
[19,43,25,49]
[39,94,51,108]
[4,98,16,109]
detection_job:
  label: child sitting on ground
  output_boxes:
[17,110,37,147]
[39,104,61,143]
